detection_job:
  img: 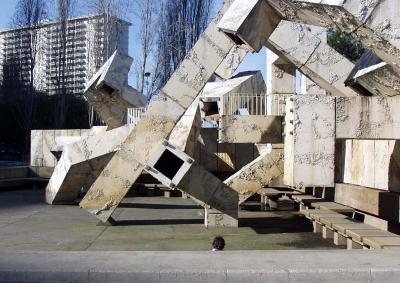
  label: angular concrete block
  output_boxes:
[284,95,335,187]
[80,3,238,222]
[201,71,266,116]
[269,21,358,97]
[46,125,133,204]
[30,131,44,167]
[85,51,147,129]
[218,0,281,52]
[218,115,282,144]
[336,96,400,139]
[224,148,283,202]
[335,183,400,223]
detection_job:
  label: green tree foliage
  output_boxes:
[327,28,365,63]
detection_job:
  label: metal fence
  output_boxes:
[221,93,294,116]
[127,107,147,125]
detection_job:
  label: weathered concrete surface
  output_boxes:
[335,183,400,223]
[224,147,284,203]
[337,140,400,192]
[80,1,239,223]
[266,49,295,115]
[266,0,400,75]
[215,45,249,80]
[218,115,282,144]
[218,0,281,52]
[268,21,358,97]
[201,71,266,116]
[31,128,107,168]
[84,51,147,129]
[336,96,400,140]
[352,62,400,97]
[220,2,358,97]
[196,129,258,173]
[284,95,335,187]
[169,99,202,157]
[2,250,400,283]
[46,125,133,204]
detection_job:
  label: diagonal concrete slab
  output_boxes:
[80,1,241,223]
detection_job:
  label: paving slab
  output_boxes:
[363,236,400,249]
[332,223,378,235]
[0,189,339,251]
[346,229,397,243]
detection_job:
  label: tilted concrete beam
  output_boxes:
[218,115,282,144]
[219,2,358,97]
[224,146,284,204]
[351,62,400,97]
[79,1,241,223]
[84,51,147,129]
[45,125,134,204]
[336,96,400,140]
[283,0,400,74]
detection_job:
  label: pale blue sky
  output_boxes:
[0,0,266,86]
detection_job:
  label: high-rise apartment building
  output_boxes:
[0,14,130,96]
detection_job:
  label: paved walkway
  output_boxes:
[0,189,338,251]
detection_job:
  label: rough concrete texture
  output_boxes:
[218,0,281,52]
[201,71,266,116]
[215,45,249,80]
[266,49,295,115]
[80,1,238,223]
[354,62,400,97]
[30,127,107,168]
[224,147,284,203]
[336,96,400,139]
[335,183,400,223]
[84,51,147,129]
[338,140,400,192]
[219,115,282,144]
[45,125,133,204]
[301,74,327,95]
[196,129,258,173]
[268,21,358,97]
[168,99,202,157]
[266,0,400,75]
[284,95,335,187]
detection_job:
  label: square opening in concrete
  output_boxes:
[203,102,219,116]
[99,84,115,95]
[153,149,184,180]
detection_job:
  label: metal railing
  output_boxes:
[127,107,147,125]
[221,93,295,116]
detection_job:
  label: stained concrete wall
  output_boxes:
[196,128,258,175]
[336,183,400,223]
[218,115,282,144]
[336,96,400,140]
[336,140,400,193]
[284,95,335,187]
[31,129,97,168]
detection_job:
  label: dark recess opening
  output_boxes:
[153,149,184,180]
[203,101,219,116]
[100,84,115,95]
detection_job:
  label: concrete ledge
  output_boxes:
[1,250,400,282]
